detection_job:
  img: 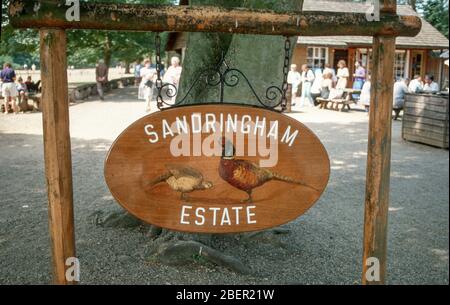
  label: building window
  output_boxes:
[394,51,407,80]
[307,47,328,70]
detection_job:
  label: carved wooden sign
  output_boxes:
[105,104,330,233]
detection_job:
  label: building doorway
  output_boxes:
[333,49,349,70]
[410,50,425,78]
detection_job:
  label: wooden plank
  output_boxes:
[403,117,449,129]
[40,29,76,285]
[405,102,448,113]
[403,107,448,120]
[405,95,449,107]
[403,127,448,142]
[403,114,449,126]
[362,33,396,285]
[8,0,422,37]
[403,121,448,135]
[403,134,449,148]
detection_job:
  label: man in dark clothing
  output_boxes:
[1,63,19,114]
[96,59,109,101]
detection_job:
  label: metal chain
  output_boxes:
[155,33,163,109]
[281,37,292,112]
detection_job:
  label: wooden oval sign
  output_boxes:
[105,104,330,233]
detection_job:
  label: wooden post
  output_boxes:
[362,0,397,286]
[40,28,76,285]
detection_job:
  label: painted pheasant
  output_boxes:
[146,165,213,200]
[219,137,319,203]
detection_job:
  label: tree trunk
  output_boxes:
[104,33,112,68]
[124,60,131,74]
[177,0,303,106]
[410,0,417,12]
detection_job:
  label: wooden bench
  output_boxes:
[317,97,353,112]
[317,89,360,112]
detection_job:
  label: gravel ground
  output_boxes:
[0,87,448,284]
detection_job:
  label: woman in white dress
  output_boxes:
[139,59,157,112]
[287,64,301,106]
[329,60,349,100]
[360,75,371,112]
[300,64,315,107]
[163,57,183,103]
[310,68,323,105]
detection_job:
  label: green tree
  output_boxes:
[1,0,40,68]
[421,0,449,38]
[66,0,173,68]
[1,0,173,68]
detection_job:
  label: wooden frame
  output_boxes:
[410,49,427,78]
[8,0,410,285]
[9,0,420,36]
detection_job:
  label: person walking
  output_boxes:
[134,59,143,87]
[352,61,366,100]
[300,64,315,107]
[163,56,183,103]
[96,59,109,101]
[336,60,349,90]
[287,64,301,106]
[0,63,19,114]
[360,75,371,113]
[311,68,323,105]
[139,58,157,112]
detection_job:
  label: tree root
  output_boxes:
[240,227,291,249]
[90,210,144,229]
[154,240,252,275]
[92,210,290,275]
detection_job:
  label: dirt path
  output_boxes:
[0,88,448,284]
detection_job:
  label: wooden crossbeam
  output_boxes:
[9,0,421,37]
